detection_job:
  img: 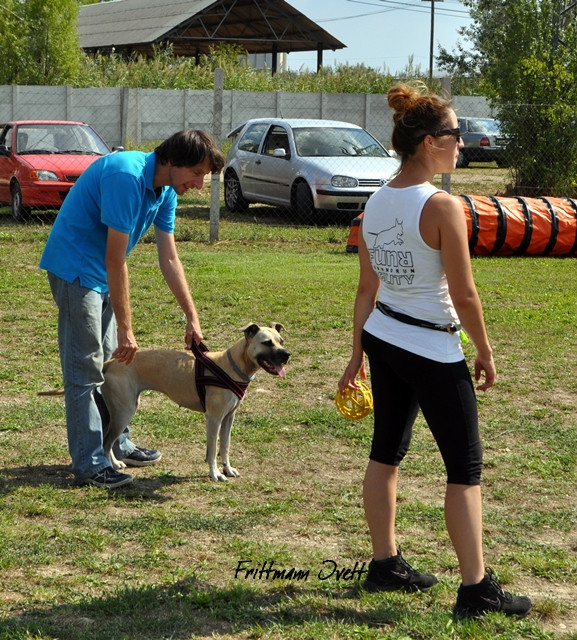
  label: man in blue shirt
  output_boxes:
[40,130,225,488]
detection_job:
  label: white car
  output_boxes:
[224,118,399,222]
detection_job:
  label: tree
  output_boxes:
[438,0,577,196]
[0,0,26,84]
[0,0,81,85]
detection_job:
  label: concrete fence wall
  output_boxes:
[0,83,493,149]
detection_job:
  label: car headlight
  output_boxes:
[331,175,358,188]
[31,170,59,181]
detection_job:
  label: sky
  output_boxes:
[284,0,474,75]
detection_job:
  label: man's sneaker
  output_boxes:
[363,551,439,593]
[86,467,133,489]
[122,446,162,467]
[453,570,532,619]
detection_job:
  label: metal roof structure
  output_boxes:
[78,0,346,72]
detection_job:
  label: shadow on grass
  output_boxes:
[0,463,204,502]
[0,576,403,639]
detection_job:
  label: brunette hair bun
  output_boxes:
[387,84,423,122]
[387,83,452,163]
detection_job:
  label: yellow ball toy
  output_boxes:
[335,380,374,420]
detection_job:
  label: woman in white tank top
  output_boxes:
[338,84,531,619]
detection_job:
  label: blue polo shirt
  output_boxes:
[39,151,177,293]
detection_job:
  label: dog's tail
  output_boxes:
[38,389,65,396]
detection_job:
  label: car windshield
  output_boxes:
[16,123,110,155]
[293,127,389,158]
[467,119,501,134]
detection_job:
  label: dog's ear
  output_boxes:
[270,322,284,334]
[242,323,260,340]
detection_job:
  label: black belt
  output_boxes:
[376,301,461,334]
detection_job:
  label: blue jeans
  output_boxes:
[48,272,135,480]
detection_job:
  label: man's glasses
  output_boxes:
[432,127,461,142]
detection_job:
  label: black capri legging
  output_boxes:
[362,330,483,485]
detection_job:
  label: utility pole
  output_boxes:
[421,0,443,80]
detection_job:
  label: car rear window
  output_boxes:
[467,119,501,134]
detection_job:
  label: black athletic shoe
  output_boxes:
[86,467,133,489]
[453,570,532,619]
[122,446,162,467]
[363,551,439,593]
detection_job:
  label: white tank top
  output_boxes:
[362,183,463,362]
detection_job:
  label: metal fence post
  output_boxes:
[11,84,18,118]
[120,87,129,148]
[210,68,224,242]
[65,85,72,120]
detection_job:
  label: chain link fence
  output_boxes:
[1,76,574,238]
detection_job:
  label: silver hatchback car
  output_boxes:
[223,118,399,222]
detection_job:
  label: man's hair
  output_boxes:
[155,130,225,173]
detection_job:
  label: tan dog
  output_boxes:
[100,323,290,482]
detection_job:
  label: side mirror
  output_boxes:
[273,148,288,159]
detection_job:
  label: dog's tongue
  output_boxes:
[274,363,286,378]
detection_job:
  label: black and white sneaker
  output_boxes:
[363,551,439,593]
[86,467,133,489]
[122,446,162,467]
[453,570,532,619]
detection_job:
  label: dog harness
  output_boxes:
[189,341,251,412]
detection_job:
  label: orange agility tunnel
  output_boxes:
[459,195,577,256]
[346,196,577,256]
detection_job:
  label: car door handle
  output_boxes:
[255,159,261,164]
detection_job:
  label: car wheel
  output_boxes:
[224,170,249,212]
[11,182,31,222]
[456,151,469,168]
[292,181,316,224]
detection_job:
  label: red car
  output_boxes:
[0,120,117,221]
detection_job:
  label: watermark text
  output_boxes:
[233,559,368,582]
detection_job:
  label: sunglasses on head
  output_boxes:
[432,127,461,142]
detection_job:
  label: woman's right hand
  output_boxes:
[338,354,367,396]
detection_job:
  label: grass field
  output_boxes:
[0,191,576,640]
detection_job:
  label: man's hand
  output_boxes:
[113,328,138,365]
[185,319,203,349]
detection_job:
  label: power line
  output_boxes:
[318,9,398,23]
[344,0,471,20]
[300,0,471,25]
